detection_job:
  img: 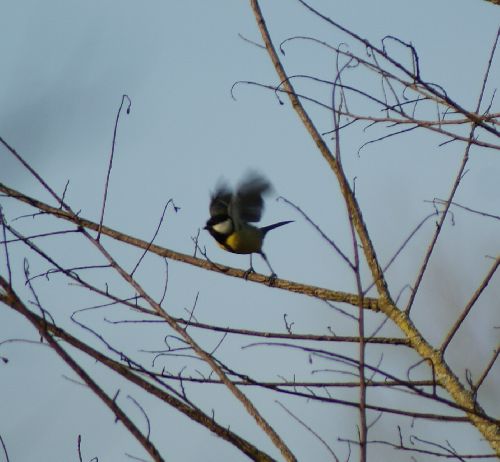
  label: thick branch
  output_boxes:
[0,278,278,462]
[249,0,500,453]
[0,182,378,311]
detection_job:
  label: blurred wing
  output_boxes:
[209,181,232,218]
[230,172,272,223]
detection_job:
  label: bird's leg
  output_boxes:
[260,251,277,285]
[243,254,256,279]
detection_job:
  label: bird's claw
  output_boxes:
[267,272,277,286]
[243,267,255,280]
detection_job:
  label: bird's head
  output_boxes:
[204,215,234,238]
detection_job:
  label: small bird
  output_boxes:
[204,172,292,278]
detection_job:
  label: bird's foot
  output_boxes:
[267,272,277,286]
[243,267,255,280]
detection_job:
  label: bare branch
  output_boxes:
[97,94,131,241]
[0,182,378,311]
[441,257,500,354]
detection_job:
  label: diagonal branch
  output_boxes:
[406,27,499,314]
[0,279,166,462]
[0,181,379,311]
[0,277,278,462]
[249,0,500,453]
[441,257,500,354]
[249,0,390,301]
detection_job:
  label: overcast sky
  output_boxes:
[1,1,499,461]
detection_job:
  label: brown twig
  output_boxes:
[473,348,499,394]
[0,182,379,311]
[0,279,166,462]
[432,198,500,222]
[106,318,410,345]
[0,277,278,462]
[248,3,500,451]
[276,401,340,461]
[0,433,9,462]
[406,26,499,315]
[97,94,131,241]
[441,257,500,354]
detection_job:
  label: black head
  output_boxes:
[204,215,234,238]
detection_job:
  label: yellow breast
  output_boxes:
[223,227,263,254]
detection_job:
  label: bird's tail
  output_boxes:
[261,220,293,235]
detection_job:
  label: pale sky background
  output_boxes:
[1,1,499,461]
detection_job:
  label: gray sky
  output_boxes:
[1,1,499,461]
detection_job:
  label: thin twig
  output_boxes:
[0,278,278,462]
[276,401,340,461]
[0,434,10,462]
[130,199,178,277]
[431,198,500,221]
[0,181,379,311]
[441,257,500,353]
[473,348,499,393]
[0,207,12,284]
[278,196,353,268]
[97,94,131,241]
[0,280,165,462]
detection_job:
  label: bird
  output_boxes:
[204,172,292,278]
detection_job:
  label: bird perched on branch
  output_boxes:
[204,172,292,278]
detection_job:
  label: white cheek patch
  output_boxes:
[212,219,233,235]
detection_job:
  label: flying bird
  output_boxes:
[204,172,292,278]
